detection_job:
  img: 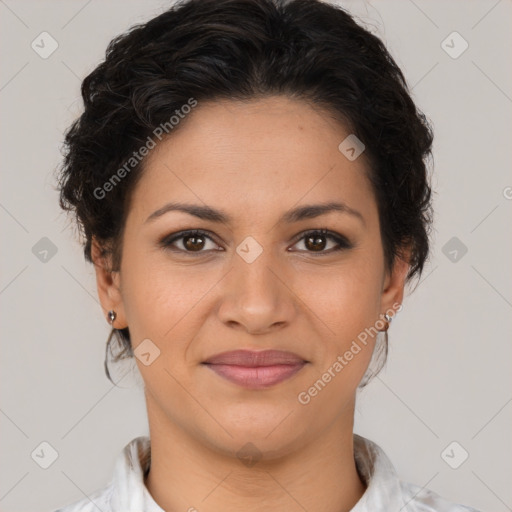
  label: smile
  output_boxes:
[203,362,307,389]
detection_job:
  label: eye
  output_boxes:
[160,228,353,255]
[289,229,352,254]
[160,230,222,254]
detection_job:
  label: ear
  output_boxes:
[91,237,128,329]
[379,248,411,318]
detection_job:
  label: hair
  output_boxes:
[56,0,434,385]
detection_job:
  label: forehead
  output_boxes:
[127,96,378,228]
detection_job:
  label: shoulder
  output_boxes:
[53,435,153,512]
[400,480,482,512]
[53,484,113,512]
[352,434,481,512]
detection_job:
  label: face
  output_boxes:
[94,96,407,458]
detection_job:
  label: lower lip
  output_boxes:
[204,363,306,389]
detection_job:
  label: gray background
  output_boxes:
[1,0,511,510]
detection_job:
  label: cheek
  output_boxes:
[297,274,379,403]
[120,249,217,351]
[297,254,382,330]
[294,256,383,385]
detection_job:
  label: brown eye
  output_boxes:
[305,233,328,251]
[161,230,221,253]
[183,233,206,251]
[290,229,352,254]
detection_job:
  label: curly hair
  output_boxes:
[56,0,434,384]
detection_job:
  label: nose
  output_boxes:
[216,245,297,335]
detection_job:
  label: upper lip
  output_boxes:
[203,350,307,367]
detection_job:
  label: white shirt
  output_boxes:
[55,434,481,512]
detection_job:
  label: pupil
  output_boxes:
[185,235,204,251]
[306,234,326,251]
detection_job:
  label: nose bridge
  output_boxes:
[236,243,280,298]
[217,237,294,332]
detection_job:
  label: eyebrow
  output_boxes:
[144,201,365,226]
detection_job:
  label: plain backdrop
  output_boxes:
[1,1,511,511]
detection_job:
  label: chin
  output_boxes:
[208,430,306,465]
[202,409,308,457]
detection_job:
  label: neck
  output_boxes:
[144,395,366,512]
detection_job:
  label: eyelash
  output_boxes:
[159,228,353,256]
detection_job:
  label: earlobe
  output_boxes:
[91,237,128,329]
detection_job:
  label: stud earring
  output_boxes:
[379,313,392,332]
[107,310,117,327]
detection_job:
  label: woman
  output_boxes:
[55,0,481,510]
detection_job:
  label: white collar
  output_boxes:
[69,434,478,512]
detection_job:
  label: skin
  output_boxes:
[92,96,409,512]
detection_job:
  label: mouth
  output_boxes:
[202,349,308,390]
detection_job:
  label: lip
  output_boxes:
[202,350,308,389]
